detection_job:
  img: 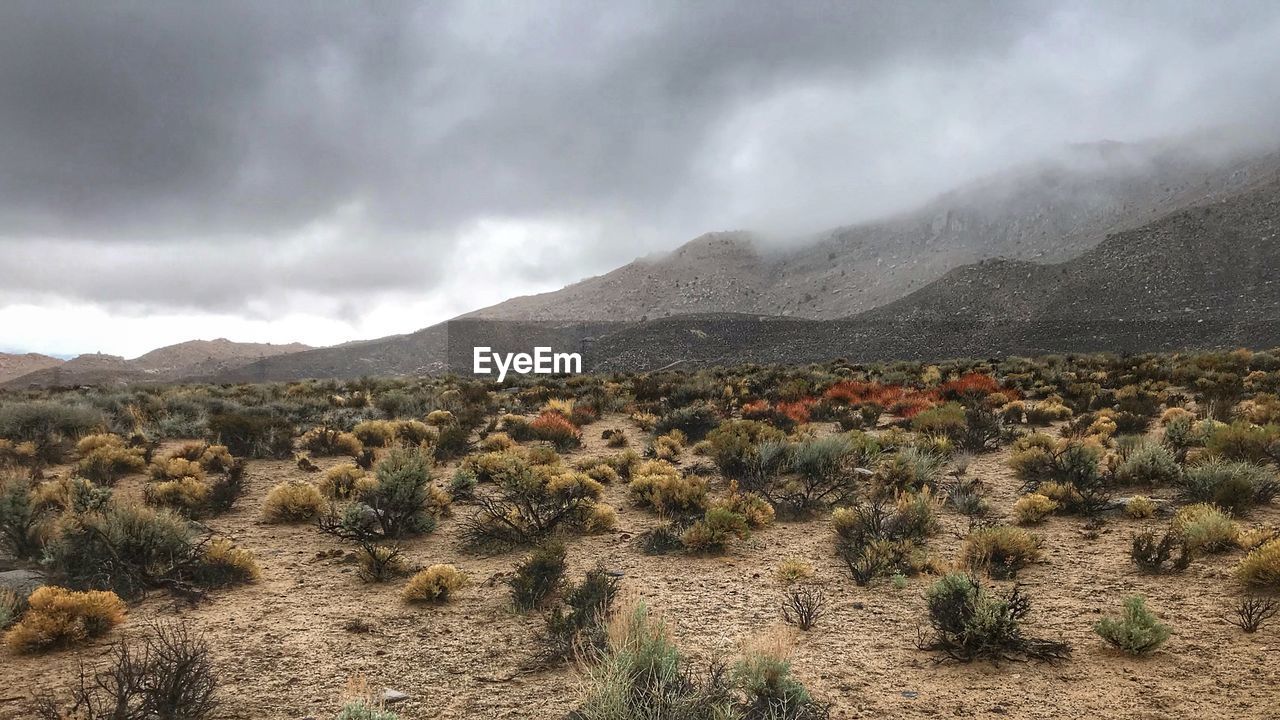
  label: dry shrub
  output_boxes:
[583,463,620,485]
[1125,496,1158,519]
[464,453,603,548]
[353,420,397,448]
[357,544,408,583]
[262,481,326,523]
[1236,538,1280,589]
[145,477,211,514]
[477,432,515,452]
[584,503,618,533]
[149,457,206,483]
[628,460,708,516]
[1171,503,1238,553]
[34,620,218,720]
[1012,493,1057,524]
[77,443,146,485]
[402,564,469,603]
[715,480,775,528]
[775,559,814,585]
[300,426,363,457]
[510,541,567,611]
[193,538,260,587]
[4,586,126,654]
[319,463,367,500]
[531,411,582,450]
[960,525,1041,579]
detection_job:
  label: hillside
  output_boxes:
[131,339,311,379]
[472,141,1280,322]
[584,171,1280,369]
[0,353,63,384]
[3,340,311,388]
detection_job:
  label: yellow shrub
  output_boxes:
[583,463,620,485]
[262,481,326,522]
[76,444,146,483]
[959,525,1041,578]
[1012,493,1058,524]
[716,480,775,528]
[584,503,618,533]
[1160,407,1195,426]
[426,485,453,517]
[1236,538,1280,588]
[426,410,456,426]
[1173,503,1238,553]
[319,464,366,500]
[149,457,205,482]
[477,432,515,452]
[394,420,436,446]
[145,477,211,512]
[631,412,658,431]
[4,586,125,654]
[775,558,814,585]
[201,538,260,584]
[75,433,125,456]
[1038,481,1083,507]
[1125,496,1158,519]
[628,461,708,514]
[353,420,396,448]
[402,564,469,603]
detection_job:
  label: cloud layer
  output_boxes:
[2,1,1279,356]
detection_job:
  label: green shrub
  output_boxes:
[628,460,708,516]
[653,402,721,441]
[207,411,293,458]
[705,420,786,480]
[0,402,102,466]
[918,573,1069,661]
[0,473,47,559]
[875,446,945,495]
[1172,503,1238,553]
[337,701,400,720]
[1179,460,1279,515]
[1113,442,1181,486]
[463,453,604,549]
[680,507,750,554]
[1206,422,1279,463]
[542,565,621,663]
[1094,596,1170,655]
[510,540,567,611]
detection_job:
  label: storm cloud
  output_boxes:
[2,0,1279,355]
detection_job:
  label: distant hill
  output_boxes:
[0,353,63,384]
[3,339,311,388]
[131,338,311,379]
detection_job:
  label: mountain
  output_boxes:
[0,353,63,384]
[583,168,1280,369]
[2,339,311,388]
[471,140,1280,322]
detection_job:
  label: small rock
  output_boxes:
[382,689,409,705]
[0,569,42,596]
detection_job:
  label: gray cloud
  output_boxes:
[1,0,1279,336]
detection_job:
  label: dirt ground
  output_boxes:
[3,415,1279,719]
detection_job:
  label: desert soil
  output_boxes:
[3,415,1279,719]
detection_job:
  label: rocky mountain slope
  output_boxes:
[585,170,1280,369]
[0,353,63,384]
[472,140,1280,322]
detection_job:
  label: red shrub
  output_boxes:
[938,373,1009,403]
[530,411,581,449]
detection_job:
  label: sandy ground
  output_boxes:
[3,415,1279,719]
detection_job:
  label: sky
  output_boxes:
[2,1,1279,358]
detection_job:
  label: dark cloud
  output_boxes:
[1,0,1279,336]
